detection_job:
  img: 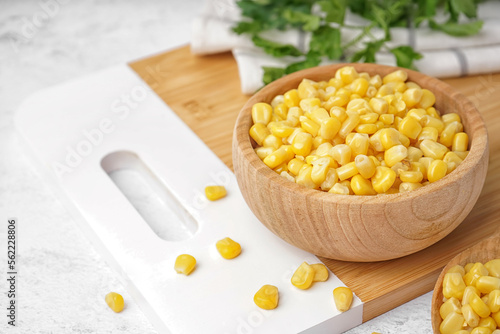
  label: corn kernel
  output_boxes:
[372,166,396,193]
[320,169,338,191]
[384,144,408,167]
[298,79,319,99]
[274,103,288,119]
[288,158,305,176]
[351,77,369,96]
[284,89,300,107]
[427,159,448,183]
[485,259,500,278]
[402,88,423,108]
[311,263,329,282]
[417,127,439,145]
[324,93,349,110]
[255,147,274,160]
[379,128,402,150]
[300,116,320,136]
[291,262,315,290]
[399,182,423,192]
[442,112,461,125]
[338,66,358,84]
[329,182,350,195]
[296,164,317,189]
[262,134,282,150]
[440,311,465,334]
[300,97,321,113]
[420,139,449,160]
[311,157,331,184]
[462,285,480,305]
[330,144,352,166]
[453,132,469,152]
[216,237,241,259]
[349,133,370,156]
[355,123,378,134]
[354,154,376,179]
[333,287,353,312]
[337,162,358,181]
[440,121,463,148]
[398,116,422,139]
[263,145,294,169]
[421,115,445,133]
[476,276,500,295]
[339,111,361,138]
[443,272,467,299]
[383,69,408,83]
[369,97,389,114]
[320,117,341,139]
[105,292,124,313]
[205,185,227,201]
[292,132,313,156]
[417,89,436,109]
[379,113,394,125]
[174,254,196,275]
[407,108,427,121]
[440,297,462,320]
[249,123,271,146]
[488,290,500,313]
[286,106,303,126]
[254,285,279,310]
[462,303,480,328]
[252,103,273,125]
[351,175,376,195]
[479,317,497,331]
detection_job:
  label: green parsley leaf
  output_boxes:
[282,9,321,32]
[429,19,484,37]
[318,0,347,24]
[263,67,286,85]
[252,35,303,57]
[309,26,342,60]
[351,39,385,63]
[449,0,478,20]
[390,46,423,70]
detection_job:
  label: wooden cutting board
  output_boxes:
[129,45,500,322]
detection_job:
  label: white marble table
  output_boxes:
[0,0,433,332]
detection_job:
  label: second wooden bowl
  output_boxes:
[232,63,489,262]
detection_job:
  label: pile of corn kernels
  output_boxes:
[249,66,470,195]
[439,259,500,334]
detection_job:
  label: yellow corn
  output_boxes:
[338,66,358,84]
[379,128,402,150]
[251,103,273,125]
[443,272,467,299]
[333,287,353,312]
[296,164,317,189]
[274,102,288,120]
[320,117,341,140]
[383,69,408,83]
[485,259,500,278]
[330,144,352,165]
[463,285,481,305]
[399,170,423,183]
[254,285,279,310]
[372,166,396,193]
[329,182,350,195]
[440,121,463,148]
[492,313,500,331]
[479,317,497,332]
[399,182,423,192]
[407,146,423,162]
[255,147,274,160]
[379,113,394,125]
[440,311,465,334]
[355,123,378,134]
[291,262,315,290]
[105,292,125,313]
[420,139,449,160]
[421,115,445,134]
[402,88,423,108]
[324,93,350,110]
[311,263,329,282]
[351,77,369,96]
[249,123,271,146]
[442,112,461,125]
[312,135,329,149]
[407,108,427,121]
[417,126,439,145]
[462,303,480,328]
[269,121,295,138]
[453,132,469,152]
[174,254,196,275]
[298,79,319,99]
[292,132,313,157]
[263,145,294,169]
[465,263,490,286]
[349,133,370,156]
[205,185,227,201]
[398,116,422,139]
[440,297,462,320]
[320,169,338,191]
[336,162,358,181]
[488,290,500,313]
[280,171,295,182]
[311,157,331,184]
[359,112,379,124]
[427,159,448,183]
[339,111,360,138]
[262,134,282,150]
[300,97,322,113]
[470,292,491,318]
[351,175,376,195]
[417,89,436,109]
[216,237,241,259]
[454,150,469,160]
[300,116,320,136]
[369,97,389,114]
[284,89,300,107]
[354,154,376,179]
[286,106,303,126]
[426,106,441,118]
[347,98,371,114]
[477,276,500,295]
[369,74,383,88]
[288,158,305,176]
[384,144,408,167]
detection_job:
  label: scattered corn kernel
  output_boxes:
[105,292,124,313]
[216,237,241,259]
[174,254,196,275]
[205,185,227,201]
[291,262,315,290]
[311,263,329,282]
[333,287,353,312]
[254,285,279,310]
[250,67,469,195]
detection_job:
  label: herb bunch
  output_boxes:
[232,0,485,85]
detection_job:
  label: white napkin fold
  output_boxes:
[191,0,500,94]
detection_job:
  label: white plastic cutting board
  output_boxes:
[15,64,363,333]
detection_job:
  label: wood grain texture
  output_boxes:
[233,62,488,263]
[129,46,500,322]
[431,230,500,333]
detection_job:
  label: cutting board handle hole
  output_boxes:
[101,151,198,241]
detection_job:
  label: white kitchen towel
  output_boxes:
[191,0,500,94]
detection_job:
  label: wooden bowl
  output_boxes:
[431,231,500,332]
[232,63,489,262]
